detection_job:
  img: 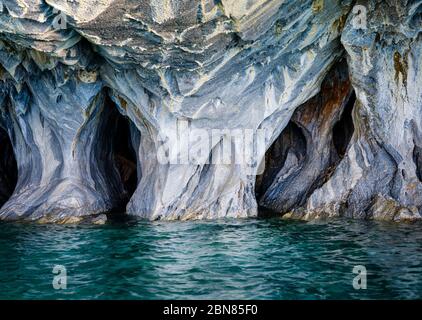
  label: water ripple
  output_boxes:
[0,218,421,299]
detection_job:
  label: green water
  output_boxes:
[0,218,421,299]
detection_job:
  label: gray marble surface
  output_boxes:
[0,1,421,222]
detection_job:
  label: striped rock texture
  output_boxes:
[0,0,421,222]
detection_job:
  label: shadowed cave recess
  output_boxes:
[0,0,422,223]
[0,126,17,207]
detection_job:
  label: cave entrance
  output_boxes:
[102,97,138,219]
[0,126,17,208]
[333,91,355,159]
[413,144,422,183]
[255,120,307,206]
[255,69,356,218]
[112,112,138,199]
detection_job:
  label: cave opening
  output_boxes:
[332,91,356,158]
[413,143,422,183]
[112,112,138,199]
[255,79,356,217]
[255,120,307,204]
[101,97,138,219]
[0,126,17,208]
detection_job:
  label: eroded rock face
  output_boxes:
[257,59,354,215]
[293,1,422,222]
[0,0,421,222]
[97,0,351,220]
[0,44,126,222]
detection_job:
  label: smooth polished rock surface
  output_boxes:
[0,44,125,222]
[257,59,354,215]
[98,0,351,219]
[296,0,422,222]
[0,0,421,222]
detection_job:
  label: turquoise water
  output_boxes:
[0,218,421,300]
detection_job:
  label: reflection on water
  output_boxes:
[0,218,421,299]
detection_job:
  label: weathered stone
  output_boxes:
[99,0,352,220]
[303,0,422,222]
[0,45,126,222]
[257,59,354,215]
[0,0,421,223]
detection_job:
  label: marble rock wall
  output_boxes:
[0,0,421,223]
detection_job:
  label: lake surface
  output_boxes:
[0,218,421,299]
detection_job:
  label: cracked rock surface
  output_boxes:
[0,0,421,222]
